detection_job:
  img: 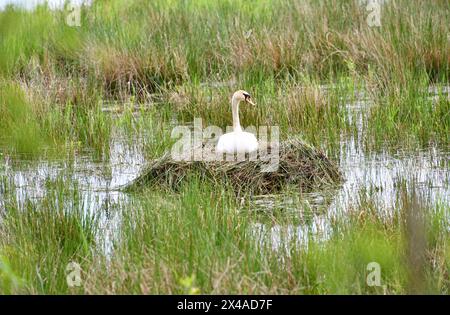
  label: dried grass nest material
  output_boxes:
[125,138,343,194]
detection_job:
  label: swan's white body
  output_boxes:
[216,90,258,154]
[216,131,258,154]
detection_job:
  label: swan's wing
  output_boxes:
[216,133,233,153]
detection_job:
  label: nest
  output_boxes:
[125,138,343,194]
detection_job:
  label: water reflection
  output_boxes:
[0,88,449,254]
[0,131,145,255]
[251,91,449,251]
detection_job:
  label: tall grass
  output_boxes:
[367,80,450,149]
[0,0,449,295]
[83,0,448,91]
[0,178,99,294]
[1,0,449,96]
[0,79,112,157]
[0,174,447,294]
[0,81,46,155]
[1,0,447,157]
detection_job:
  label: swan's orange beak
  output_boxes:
[245,97,256,106]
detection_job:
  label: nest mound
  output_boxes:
[125,138,343,194]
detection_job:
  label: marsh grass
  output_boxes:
[0,172,448,294]
[2,0,448,93]
[0,81,46,155]
[367,81,450,149]
[0,0,448,157]
[0,0,449,295]
[0,178,99,294]
[0,79,112,157]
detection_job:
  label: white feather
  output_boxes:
[216,131,258,154]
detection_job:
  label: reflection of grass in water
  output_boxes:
[0,178,98,294]
[0,175,448,294]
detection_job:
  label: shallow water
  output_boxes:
[253,89,449,250]
[0,131,145,255]
[0,88,449,253]
[253,133,449,251]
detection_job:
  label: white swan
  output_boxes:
[216,90,258,154]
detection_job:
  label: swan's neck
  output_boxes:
[231,95,242,132]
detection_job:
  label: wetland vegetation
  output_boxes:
[0,0,449,294]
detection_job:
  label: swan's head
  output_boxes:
[233,90,256,106]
